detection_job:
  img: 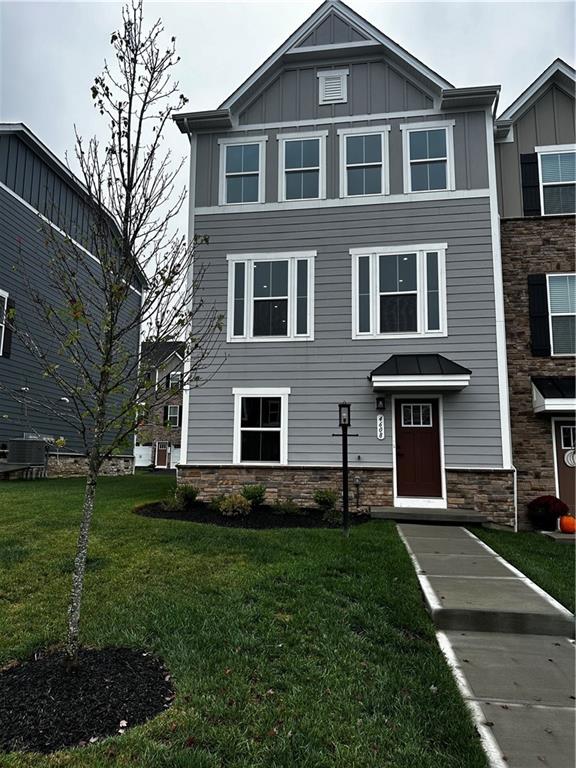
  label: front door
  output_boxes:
[155,441,169,468]
[395,399,443,501]
[554,420,576,512]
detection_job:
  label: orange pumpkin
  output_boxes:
[559,515,576,534]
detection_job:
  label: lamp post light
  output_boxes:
[338,402,351,536]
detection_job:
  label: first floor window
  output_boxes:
[219,138,266,205]
[537,146,576,215]
[548,273,576,355]
[353,245,446,338]
[279,133,326,201]
[228,252,314,341]
[233,388,289,464]
[401,122,455,193]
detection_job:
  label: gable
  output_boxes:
[295,9,370,47]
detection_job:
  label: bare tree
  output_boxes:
[2,0,220,665]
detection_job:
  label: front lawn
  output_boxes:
[471,527,575,613]
[0,475,487,767]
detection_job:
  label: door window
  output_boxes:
[401,403,432,427]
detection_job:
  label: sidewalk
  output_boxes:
[397,523,576,768]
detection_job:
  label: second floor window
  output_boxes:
[537,146,576,215]
[548,273,576,355]
[227,252,315,342]
[219,138,266,205]
[279,133,326,201]
[352,244,447,339]
[169,371,183,389]
[339,128,390,197]
[401,121,455,193]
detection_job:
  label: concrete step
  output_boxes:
[370,506,485,524]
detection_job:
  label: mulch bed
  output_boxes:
[0,647,173,754]
[135,501,370,529]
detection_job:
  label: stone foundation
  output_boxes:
[178,464,515,524]
[46,454,134,478]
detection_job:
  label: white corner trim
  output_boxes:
[337,126,391,198]
[218,136,267,206]
[484,108,513,470]
[401,122,456,193]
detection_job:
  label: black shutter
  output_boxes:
[1,299,15,358]
[178,405,182,426]
[165,374,170,389]
[520,153,541,217]
[528,274,551,356]
[163,405,169,425]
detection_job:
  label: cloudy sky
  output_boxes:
[1,0,574,234]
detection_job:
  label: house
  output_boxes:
[494,60,575,521]
[135,341,184,470]
[0,123,143,474]
[173,0,516,522]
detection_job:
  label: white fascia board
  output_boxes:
[371,375,470,391]
[498,59,576,121]
[532,384,576,414]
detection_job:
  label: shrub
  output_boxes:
[527,495,569,531]
[272,496,300,516]
[175,485,199,509]
[218,493,251,517]
[160,495,183,514]
[241,484,266,507]
[313,488,339,512]
[322,507,342,526]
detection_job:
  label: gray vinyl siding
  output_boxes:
[196,110,488,207]
[495,85,576,218]
[0,185,141,452]
[238,58,434,126]
[187,197,503,469]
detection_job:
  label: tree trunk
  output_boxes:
[65,462,98,666]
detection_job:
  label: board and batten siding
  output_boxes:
[187,196,503,469]
[495,85,576,218]
[195,110,488,207]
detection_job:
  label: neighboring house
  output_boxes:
[495,60,575,521]
[0,123,143,463]
[135,341,184,469]
[173,0,516,522]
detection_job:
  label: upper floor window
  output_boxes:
[218,137,267,205]
[227,251,315,342]
[401,121,455,193]
[0,290,7,354]
[169,371,183,389]
[278,132,327,202]
[317,68,348,105]
[536,146,576,216]
[338,127,390,198]
[351,244,447,339]
[547,273,576,356]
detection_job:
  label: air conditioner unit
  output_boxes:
[7,439,48,466]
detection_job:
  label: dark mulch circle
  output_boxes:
[0,647,174,754]
[135,500,370,529]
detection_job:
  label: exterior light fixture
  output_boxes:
[338,401,351,428]
[375,396,385,410]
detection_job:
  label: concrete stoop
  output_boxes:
[397,523,576,768]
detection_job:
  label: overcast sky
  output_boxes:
[1,0,574,235]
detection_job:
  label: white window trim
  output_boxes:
[226,251,315,343]
[546,272,576,357]
[0,288,8,353]
[218,135,268,206]
[232,387,290,466]
[535,144,576,217]
[337,125,391,198]
[317,68,349,105]
[167,405,180,428]
[400,120,456,193]
[278,131,328,203]
[350,243,448,340]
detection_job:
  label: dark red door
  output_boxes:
[554,421,575,512]
[395,399,442,499]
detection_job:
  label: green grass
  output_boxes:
[471,527,575,613]
[0,475,487,768]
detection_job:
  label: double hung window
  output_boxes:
[338,127,390,197]
[233,388,289,464]
[219,137,266,205]
[167,405,180,427]
[537,146,576,215]
[547,273,576,355]
[401,121,455,193]
[228,252,314,341]
[279,133,327,201]
[352,244,446,339]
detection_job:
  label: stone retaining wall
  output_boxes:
[46,454,134,478]
[178,464,515,524]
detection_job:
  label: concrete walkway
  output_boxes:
[398,523,575,768]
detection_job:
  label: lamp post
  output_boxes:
[338,402,351,536]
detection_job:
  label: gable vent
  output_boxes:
[317,68,349,105]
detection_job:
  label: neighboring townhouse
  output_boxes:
[173,0,515,522]
[135,341,184,469]
[0,123,143,470]
[495,60,575,522]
